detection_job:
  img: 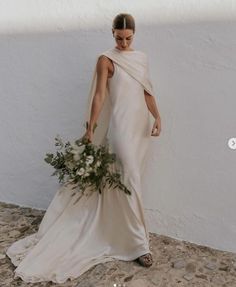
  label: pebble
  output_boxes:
[185,262,197,273]
[172,259,186,269]
[204,261,218,270]
[0,254,6,260]
[183,272,195,281]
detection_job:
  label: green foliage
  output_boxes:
[44,121,131,197]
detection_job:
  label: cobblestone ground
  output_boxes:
[1,201,236,287]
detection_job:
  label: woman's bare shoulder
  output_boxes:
[96,55,111,71]
[97,54,113,65]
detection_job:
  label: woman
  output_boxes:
[6,13,161,284]
[83,13,161,266]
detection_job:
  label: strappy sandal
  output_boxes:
[136,253,153,267]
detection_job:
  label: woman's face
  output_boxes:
[112,29,134,51]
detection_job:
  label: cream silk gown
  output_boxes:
[6,47,156,284]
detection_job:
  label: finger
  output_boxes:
[151,130,159,136]
[152,128,157,133]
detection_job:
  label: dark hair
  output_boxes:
[112,13,135,33]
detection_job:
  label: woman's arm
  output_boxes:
[83,56,109,142]
[144,90,161,136]
[144,90,161,119]
[87,56,109,131]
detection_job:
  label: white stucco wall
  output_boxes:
[0,1,236,253]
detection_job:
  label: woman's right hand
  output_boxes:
[82,129,94,143]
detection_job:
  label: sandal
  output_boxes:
[136,253,153,267]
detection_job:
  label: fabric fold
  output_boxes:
[84,48,155,146]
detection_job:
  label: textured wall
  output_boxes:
[0,1,236,253]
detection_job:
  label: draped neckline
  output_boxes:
[113,47,139,54]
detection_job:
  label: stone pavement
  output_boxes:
[1,201,236,287]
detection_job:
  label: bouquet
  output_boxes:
[44,121,131,197]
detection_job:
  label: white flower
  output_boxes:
[73,153,80,161]
[84,172,90,177]
[76,167,85,175]
[71,143,84,162]
[71,144,83,154]
[95,160,101,167]
[85,155,94,165]
[70,143,79,151]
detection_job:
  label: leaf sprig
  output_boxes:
[44,122,131,197]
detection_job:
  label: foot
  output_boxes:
[136,253,153,267]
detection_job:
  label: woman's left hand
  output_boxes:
[151,117,161,136]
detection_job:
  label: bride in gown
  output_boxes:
[6,13,161,284]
